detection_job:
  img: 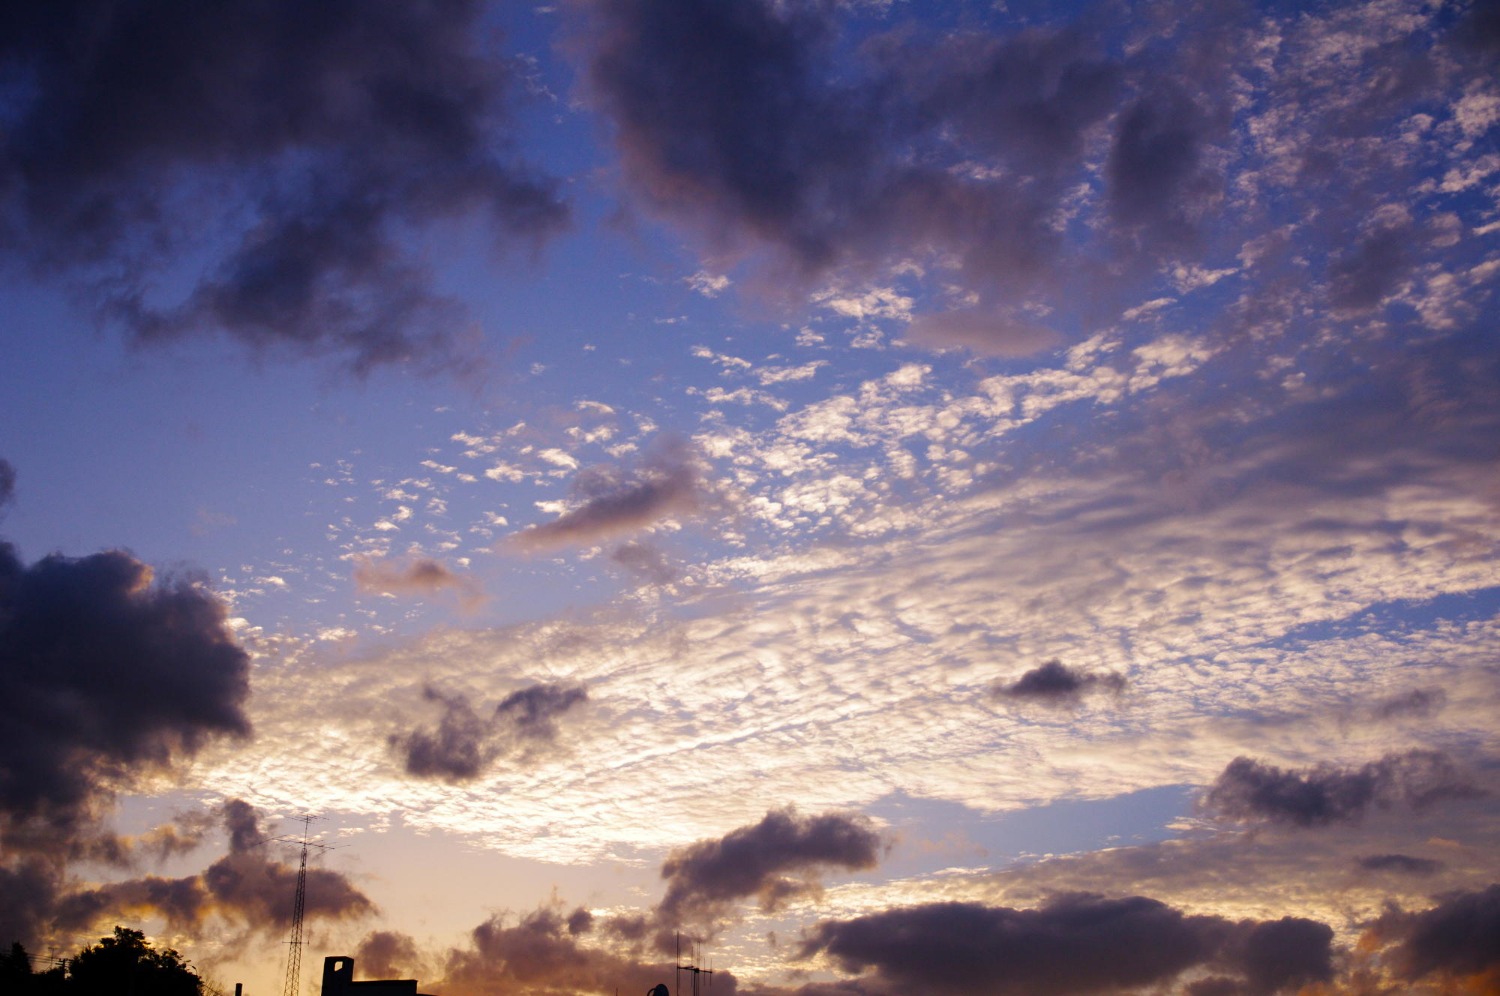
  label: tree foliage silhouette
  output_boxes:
[3,927,202,995]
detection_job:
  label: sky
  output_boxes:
[2,1,1499,994]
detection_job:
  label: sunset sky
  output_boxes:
[2,1,1499,994]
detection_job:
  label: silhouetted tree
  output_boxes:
[29,927,204,996]
[1,940,66,995]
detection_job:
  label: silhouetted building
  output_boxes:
[321,956,433,996]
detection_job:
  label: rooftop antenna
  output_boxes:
[267,814,340,996]
[675,933,713,996]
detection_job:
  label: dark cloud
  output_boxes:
[0,460,14,512]
[1377,884,1500,984]
[131,809,221,864]
[800,894,1333,996]
[1106,84,1225,251]
[1327,224,1413,312]
[658,809,882,929]
[0,542,251,840]
[1357,853,1444,876]
[513,442,702,550]
[390,682,589,783]
[356,930,424,980]
[0,859,60,950]
[0,0,565,374]
[610,541,678,586]
[991,659,1125,706]
[577,0,1495,359]
[495,683,590,743]
[353,556,483,607]
[438,903,722,996]
[1223,916,1335,996]
[1204,750,1482,827]
[1370,687,1446,721]
[575,0,1247,353]
[390,687,496,783]
[33,800,372,949]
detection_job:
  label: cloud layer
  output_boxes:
[0,0,566,372]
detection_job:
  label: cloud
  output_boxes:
[353,555,484,607]
[355,930,424,980]
[658,809,882,929]
[798,894,1333,996]
[576,0,1497,360]
[574,0,1127,349]
[511,441,703,550]
[904,309,1063,357]
[1204,750,1482,827]
[0,542,251,840]
[610,541,678,586]
[438,902,716,996]
[991,659,1126,707]
[39,800,373,949]
[390,682,589,783]
[390,687,496,783]
[0,1,566,374]
[0,459,14,512]
[495,683,590,743]
[1376,884,1500,985]
[1357,853,1445,876]
[1369,688,1447,722]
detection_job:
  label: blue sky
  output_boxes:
[2,1,1499,994]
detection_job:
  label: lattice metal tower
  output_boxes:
[277,815,329,996]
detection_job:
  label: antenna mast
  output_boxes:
[675,933,713,996]
[273,815,335,996]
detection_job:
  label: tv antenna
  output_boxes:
[266,815,340,996]
[675,933,713,996]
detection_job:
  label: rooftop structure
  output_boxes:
[320,956,432,996]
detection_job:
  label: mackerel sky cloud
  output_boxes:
[2,1,1499,994]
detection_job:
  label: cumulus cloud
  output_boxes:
[438,902,710,996]
[390,687,495,783]
[1204,751,1482,827]
[0,542,250,840]
[657,809,883,929]
[0,0,566,373]
[991,659,1126,707]
[511,441,703,550]
[799,894,1332,996]
[353,555,483,607]
[1375,883,1500,986]
[24,800,372,952]
[356,930,424,981]
[390,682,589,783]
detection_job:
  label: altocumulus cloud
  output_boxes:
[0,0,566,373]
[575,0,1499,356]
